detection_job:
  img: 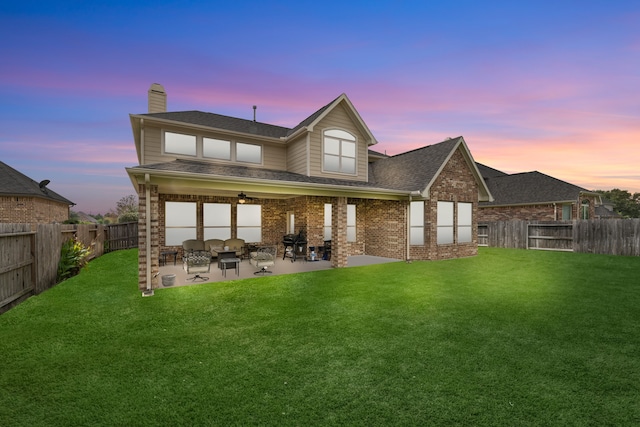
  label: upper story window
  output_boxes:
[323,129,356,174]
[164,131,262,164]
[165,132,196,156]
[203,137,231,160]
[236,142,262,164]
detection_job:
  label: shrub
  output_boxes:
[57,237,91,282]
[118,211,138,223]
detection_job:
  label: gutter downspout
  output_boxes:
[142,173,154,297]
[407,194,412,262]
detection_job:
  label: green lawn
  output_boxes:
[1,248,639,426]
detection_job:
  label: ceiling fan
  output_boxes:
[237,192,256,204]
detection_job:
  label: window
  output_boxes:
[237,204,261,242]
[323,129,356,174]
[165,202,196,245]
[236,142,262,164]
[562,204,572,220]
[324,204,332,240]
[287,211,295,235]
[165,132,196,156]
[437,201,454,244]
[457,202,473,243]
[203,137,231,160]
[581,200,590,219]
[410,201,425,245]
[347,204,356,242]
[203,203,231,240]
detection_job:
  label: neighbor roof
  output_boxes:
[480,170,596,206]
[0,161,74,205]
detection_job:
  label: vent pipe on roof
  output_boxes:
[253,105,257,122]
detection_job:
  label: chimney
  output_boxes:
[148,83,167,113]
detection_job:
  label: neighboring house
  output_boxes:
[595,199,622,219]
[0,161,74,224]
[126,84,493,290]
[476,163,601,222]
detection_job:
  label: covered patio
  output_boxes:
[157,254,401,288]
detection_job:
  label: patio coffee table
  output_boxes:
[220,257,240,277]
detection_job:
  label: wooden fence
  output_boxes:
[105,222,138,252]
[479,219,640,256]
[0,223,129,314]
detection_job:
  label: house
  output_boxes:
[0,161,74,224]
[126,84,492,290]
[476,163,601,221]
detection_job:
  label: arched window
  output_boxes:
[323,129,356,174]
[581,200,590,220]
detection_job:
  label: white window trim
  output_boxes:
[162,130,263,165]
[322,129,357,175]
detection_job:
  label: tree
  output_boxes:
[595,189,640,218]
[116,194,139,223]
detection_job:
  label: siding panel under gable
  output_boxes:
[286,134,308,175]
[309,103,368,182]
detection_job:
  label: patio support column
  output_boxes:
[138,180,159,292]
[331,196,348,268]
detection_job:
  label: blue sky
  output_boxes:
[1,1,639,213]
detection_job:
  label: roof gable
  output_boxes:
[0,161,74,205]
[369,137,492,201]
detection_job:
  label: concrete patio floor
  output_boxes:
[156,254,401,288]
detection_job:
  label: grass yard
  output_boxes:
[1,248,639,426]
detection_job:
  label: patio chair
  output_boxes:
[182,240,211,281]
[250,246,276,275]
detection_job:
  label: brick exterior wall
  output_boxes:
[137,183,159,291]
[363,199,407,260]
[478,195,598,222]
[0,196,69,224]
[423,147,479,261]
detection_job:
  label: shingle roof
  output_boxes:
[138,159,391,191]
[480,170,590,206]
[0,161,74,205]
[369,137,462,191]
[142,111,291,139]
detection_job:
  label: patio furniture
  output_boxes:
[219,257,240,277]
[224,238,245,259]
[205,239,225,258]
[160,250,178,266]
[183,250,211,281]
[250,246,277,275]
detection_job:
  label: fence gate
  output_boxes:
[0,224,36,313]
[527,223,573,251]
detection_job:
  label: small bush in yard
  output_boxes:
[57,237,91,282]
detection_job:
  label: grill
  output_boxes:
[282,231,307,262]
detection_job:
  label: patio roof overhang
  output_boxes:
[126,166,418,201]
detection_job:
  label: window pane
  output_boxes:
[342,140,356,157]
[236,142,261,163]
[165,202,196,227]
[325,129,355,141]
[458,226,472,243]
[347,204,356,225]
[324,154,340,172]
[342,157,356,174]
[238,227,261,243]
[347,226,356,242]
[458,202,472,226]
[204,203,230,226]
[324,204,332,240]
[237,204,261,226]
[410,201,424,226]
[410,227,424,245]
[437,201,454,226]
[203,138,231,160]
[166,228,197,246]
[203,228,231,240]
[165,132,196,156]
[437,227,454,245]
[324,137,340,155]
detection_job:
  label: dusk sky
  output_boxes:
[1,1,639,214]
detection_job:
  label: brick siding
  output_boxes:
[0,196,69,224]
